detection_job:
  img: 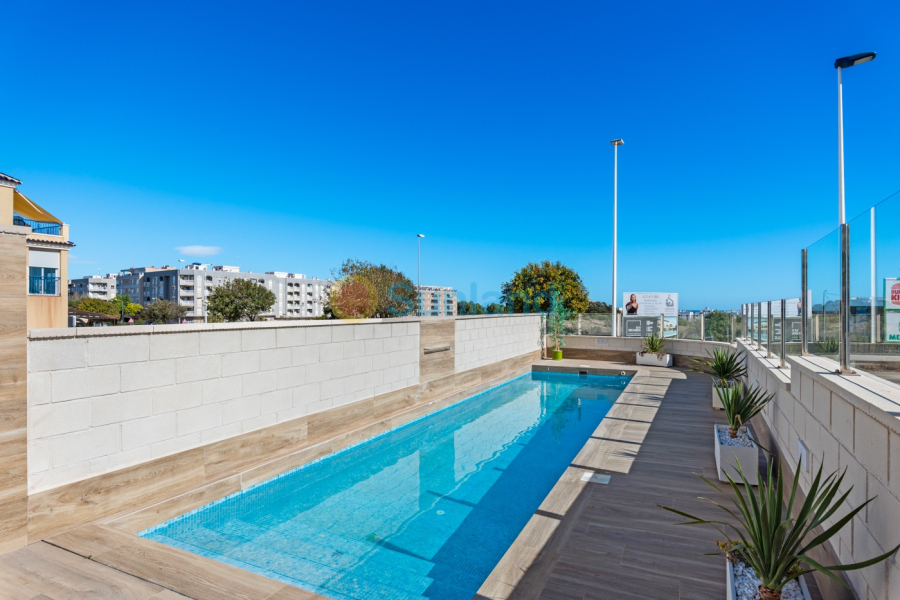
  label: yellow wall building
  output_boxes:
[0,173,73,329]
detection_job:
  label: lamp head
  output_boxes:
[834,52,876,69]
[610,139,625,146]
[417,234,425,238]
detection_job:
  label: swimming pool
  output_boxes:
[141,371,630,600]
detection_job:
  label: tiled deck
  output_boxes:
[0,360,822,600]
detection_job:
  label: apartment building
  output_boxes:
[69,274,117,300]
[416,285,457,317]
[119,263,329,322]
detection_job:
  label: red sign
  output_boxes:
[891,283,900,306]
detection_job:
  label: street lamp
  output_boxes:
[610,139,624,337]
[417,234,425,316]
[835,51,876,224]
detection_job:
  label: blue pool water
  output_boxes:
[141,371,630,600]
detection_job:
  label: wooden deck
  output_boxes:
[0,361,824,600]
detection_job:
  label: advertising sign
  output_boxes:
[622,292,678,338]
[884,278,900,343]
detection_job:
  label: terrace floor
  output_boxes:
[0,360,823,600]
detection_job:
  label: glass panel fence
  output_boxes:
[806,226,841,360]
[563,313,612,336]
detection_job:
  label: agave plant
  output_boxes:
[660,458,900,600]
[815,337,840,355]
[641,333,665,357]
[690,347,747,385]
[715,382,774,438]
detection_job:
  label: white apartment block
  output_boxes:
[68,274,117,300]
[416,285,457,317]
[117,263,330,322]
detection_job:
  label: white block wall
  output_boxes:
[454,315,542,373]
[27,321,419,494]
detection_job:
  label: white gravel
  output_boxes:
[717,424,756,448]
[733,559,805,600]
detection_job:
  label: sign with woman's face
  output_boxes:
[622,292,678,317]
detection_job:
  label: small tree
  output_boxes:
[111,294,142,319]
[207,279,277,322]
[139,300,188,324]
[501,261,589,314]
[457,301,485,315]
[74,297,119,316]
[546,288,571,354]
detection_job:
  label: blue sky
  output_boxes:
[4,1,899,309]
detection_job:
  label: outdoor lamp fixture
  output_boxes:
[417,234,425,316]
[835,51,876,224]
[610,139,624,337]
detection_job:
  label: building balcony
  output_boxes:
[29,276,59,296]
[14,213,61,236]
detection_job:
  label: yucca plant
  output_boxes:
[715,382,774,438]
[690,347,747,385]
[641,333,665,357]
[815,337,840,355]
[660,458,900,600]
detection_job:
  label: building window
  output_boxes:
[29,266,59,295]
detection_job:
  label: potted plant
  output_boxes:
[690,347,747,409]
[660,458,900,600]
[637,333,672,367]
[713,383,771,485]
[546,289,571,361]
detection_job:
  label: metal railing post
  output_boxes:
[757,302,762,350]
[801,248,808,355]
[767,301,773,358]
[659,313,664,338]
[840,223,853,374]
[700,313,705,341]
[731,313,735,343]
[780,298,787,368]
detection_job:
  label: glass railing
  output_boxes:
[13,213,61,236]
[563,311,738,341]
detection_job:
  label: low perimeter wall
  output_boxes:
[560,334,731,366]
[737,339,900,600]
[8,314,542,551]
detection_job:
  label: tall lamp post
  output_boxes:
[835,52,876,225]
[416,234,425,316]
[610,139,624,337]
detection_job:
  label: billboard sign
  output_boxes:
[884,278,900,343]
[622,292,678,338]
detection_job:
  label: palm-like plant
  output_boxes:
[660,458,900,600]
[715,382,774,438]
[815,337,840,355]
[690,347,747,385]
[641,333,665,357]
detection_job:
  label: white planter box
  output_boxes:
[714,425,758,485]
[726,561,811,600]
[636,352,672,367]
[712,381,734,410]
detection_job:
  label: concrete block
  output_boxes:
[28,439,50,473]
[275,366,306,390]
[222,395,261,425]
[306,363,333,384]
[175,404,221,436]
[306,327,332,345]
[276,327,306,348]
[852,515,887,600]
[92,390,152,426]
[29,463,91,495]
[176,354,222,384]
[28,338,87,372]
[383,337,400,353]
[890,431,900,501]
[854,411,889,484]
[49,424,121,468]
[222,351,259,376]
[374,324,392,339]
[292,383,320,408]
[201,423,242,445]
[353,324,374,340]
[811,380,831,428]
[150,333,200,360]
[818,425,841,477]
[364,370,384,390]
[839,445,869,511]
[201,375,242,405]
[242,371,276,396]
[151,433,202,459]
[799,372,814,411]
[364,339,384,356]
[122,413,177,450]
[259,348,291,371]
[400,335,417,351]
[51,365,120,402]
[332,326,353,343]
[27,372,51,406]
[199,330,242,355]
[866,473,900,553]
[87,335,150,367]
[151,382,202,415]
[31,399,91,438]
[391,323,407,337]
[260,389,292,415]
[241,329,277,352]
[342,340,365,359]
[242,413,277,434]
[320,379,344,401]
[320,343,344,363]
[832,394,855,452]
[121,359,176,392]
[292,344,320,366]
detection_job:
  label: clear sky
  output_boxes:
[4,1,899,309]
